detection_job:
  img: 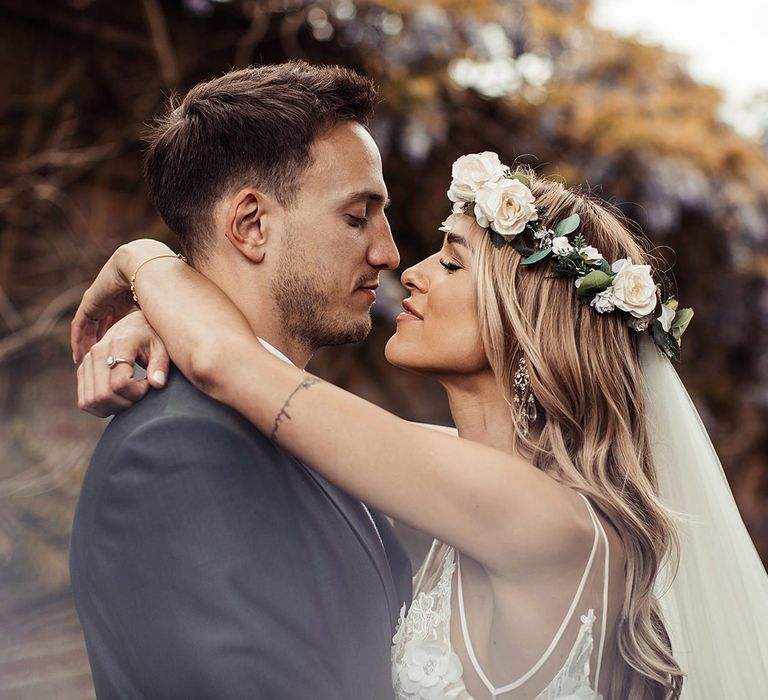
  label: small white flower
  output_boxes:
[535,227,554,240]
[628,313,655,332]
[659,303,676,332]
[578,245,602,264]
[552,236,575,256]
[438,213,465,234]
[590,287,616,314]
[447,151,506,204]
[397,640,464,700]
[610,257,658,318]
[473,177,538,238]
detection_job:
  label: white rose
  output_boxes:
[447,151,506,203]
[578,245,602,264]
[659,303,676,332]
[590,287,616,313]
[610,258,658,318]
[552,236,574,256]
[473,178,537,238]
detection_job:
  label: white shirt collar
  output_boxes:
[257,337,295,366]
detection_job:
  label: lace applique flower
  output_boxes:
[397,639,464,700]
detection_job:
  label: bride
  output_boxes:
[71,154,768,699]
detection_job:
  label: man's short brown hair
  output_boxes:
[143,60,378,261]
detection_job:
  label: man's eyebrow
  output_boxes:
[446,232,472,250]
[342,190,392,207]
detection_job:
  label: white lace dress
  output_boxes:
[391,494,610,700]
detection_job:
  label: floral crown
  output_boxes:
[441,152,694,360]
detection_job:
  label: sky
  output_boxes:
[590,0,768,138]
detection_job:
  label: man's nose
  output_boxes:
[368,219,400,271]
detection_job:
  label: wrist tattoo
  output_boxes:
[270,375,324,442]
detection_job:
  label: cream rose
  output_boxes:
[610,258,658,318]
[447,151,506,204]
[473,178,537,238]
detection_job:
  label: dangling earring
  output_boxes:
[513,355,538,436]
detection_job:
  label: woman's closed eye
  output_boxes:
[440,259,462,272]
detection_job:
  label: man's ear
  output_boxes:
[224,188,276,264]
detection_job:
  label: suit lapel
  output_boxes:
[369,509,413,611]
[298,462,401,627]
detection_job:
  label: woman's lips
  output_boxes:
[398,299,423,322]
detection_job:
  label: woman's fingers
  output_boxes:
[75,310,170,417]
[81,351,95,409]
[71,241,176,363]
[145,337,170,389]
[71,287,130,363]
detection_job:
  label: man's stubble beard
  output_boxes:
[270,224,372,352]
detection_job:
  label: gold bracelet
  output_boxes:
[129,253,188,307]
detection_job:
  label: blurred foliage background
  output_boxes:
[1,0,767,697]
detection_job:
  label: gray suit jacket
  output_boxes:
[69,367,412,699]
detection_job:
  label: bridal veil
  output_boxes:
[641,335,768,698]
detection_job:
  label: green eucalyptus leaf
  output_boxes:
[576,270,612,297]
[598,259,612,275]
[555,214,580,236]
[510,173,531,188]
[670,307,694,340]
[522,247,552,265]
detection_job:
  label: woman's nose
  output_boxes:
[401,259,429,293]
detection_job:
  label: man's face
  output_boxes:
[270,122,399,351]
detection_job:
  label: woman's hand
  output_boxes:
[77,310,170,417]
[71,239,175,363]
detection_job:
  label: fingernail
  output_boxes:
[152,370,167,386]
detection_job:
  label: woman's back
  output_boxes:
[392,492,626,699]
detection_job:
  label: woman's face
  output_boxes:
[385,215,488,376]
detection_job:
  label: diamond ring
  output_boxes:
[106,356,134,369]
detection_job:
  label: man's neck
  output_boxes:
[198,259,313,369]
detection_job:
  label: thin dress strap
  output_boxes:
[591,501,611,690]
[456,492,601,697]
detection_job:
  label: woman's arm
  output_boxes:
[72,241,590,574]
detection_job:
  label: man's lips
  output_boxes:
[355,282,378,301]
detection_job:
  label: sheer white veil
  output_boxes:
[640,335,768,698]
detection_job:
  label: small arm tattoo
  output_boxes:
[270,375,325,442]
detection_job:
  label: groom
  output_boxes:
[69,61,412,699]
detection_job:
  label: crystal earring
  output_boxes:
[513,355,537,435]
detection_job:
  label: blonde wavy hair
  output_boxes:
[472,171,684,699]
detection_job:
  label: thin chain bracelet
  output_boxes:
[129,253,187,307]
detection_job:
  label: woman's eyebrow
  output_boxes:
[446,232,472,251]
